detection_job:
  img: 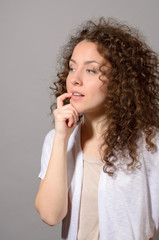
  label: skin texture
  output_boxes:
[51,18,159,176]
[66,40,108,117]
[35,93,79,226]
[34,40,109,225]
[35,18,158,237]
[66,40,110,159]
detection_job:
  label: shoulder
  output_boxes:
[41,129,55,151]
[43,129,55,143]
[141,131,159,156]
[43,123,81,148]
[44,129,55,140]
[140,131,159,173]
[154,131,159,147]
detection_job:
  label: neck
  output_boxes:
[81,112,107,138]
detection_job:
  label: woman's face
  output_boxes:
[66,40,109,115]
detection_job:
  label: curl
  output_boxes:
[50,17,159,176]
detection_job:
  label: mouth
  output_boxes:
[71,91,85,100]
[72,92,84,96]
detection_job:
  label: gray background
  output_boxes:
[0,0,159,239]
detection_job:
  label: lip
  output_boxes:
[71,90,85,96]
[70,90,85,101]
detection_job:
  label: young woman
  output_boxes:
[35,18,159,240]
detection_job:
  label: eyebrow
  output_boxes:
[69,59,101,65]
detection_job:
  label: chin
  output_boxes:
[70,101,82,112]
[70,100,97,115]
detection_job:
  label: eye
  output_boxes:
[69,67,75,72]
[86,69,96,74]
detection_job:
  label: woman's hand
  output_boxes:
[53,93,79,139]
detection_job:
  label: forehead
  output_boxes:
[71,40,104,63]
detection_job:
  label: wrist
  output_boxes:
[54,133,69,145]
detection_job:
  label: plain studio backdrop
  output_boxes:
[0,0,159,239]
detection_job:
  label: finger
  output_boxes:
[61,104,79,122]
[60,109,78,127]
[57,93,72,109]
[56,112,75,128]
[70,104,79,123]
[67,115,75,128]
[54,107,78,127]
[66,111,78,128]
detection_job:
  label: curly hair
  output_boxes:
[50,17,159,176]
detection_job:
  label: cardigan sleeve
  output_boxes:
[143,132,159,233]
[149,139,159,233]
[38,129,55,180]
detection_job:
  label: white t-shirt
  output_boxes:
[39,124,159,240]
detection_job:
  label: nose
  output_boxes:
[70,71,83,86]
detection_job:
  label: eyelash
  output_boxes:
[69,67,75,72]
[86,69,96,74]
[69,67,96,74]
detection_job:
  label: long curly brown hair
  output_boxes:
[50,17,159,176]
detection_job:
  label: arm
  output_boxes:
[35,93,78,226]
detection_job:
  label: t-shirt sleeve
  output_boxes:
[144,132,159,232]
[150,135,159,232]
[38,129,55,180]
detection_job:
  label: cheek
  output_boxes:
[66,78,70,92]
[94,84,107,101]
[99,81,108,95]
[92,82,107,95]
